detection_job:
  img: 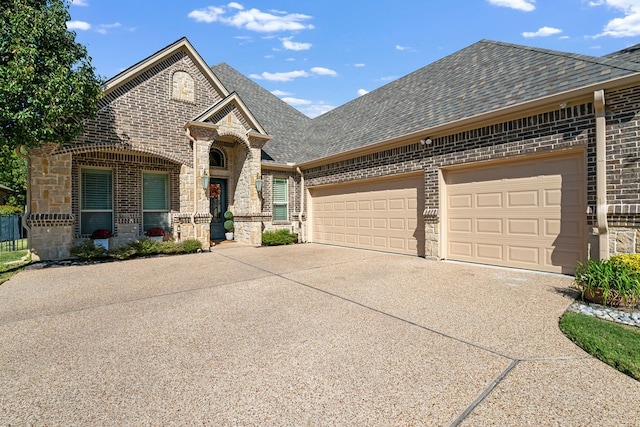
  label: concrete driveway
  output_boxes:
[1,244,639,426]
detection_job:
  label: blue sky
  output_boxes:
[67,0,640,118]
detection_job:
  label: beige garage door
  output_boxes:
[444,152,585,274]
[311,175,424,256]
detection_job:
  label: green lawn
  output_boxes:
[0,249,30,284]
[0,238,28,252]
[560,311,640,381]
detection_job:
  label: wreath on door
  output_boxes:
[209,183,221,199]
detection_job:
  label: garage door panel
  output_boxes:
[508,246,540,265]
[450,218,473,233]
[507,190,539,208]
[476,192,503,208]
[477,243,503,260]
[311,175,424,256]
[358,201,371,211]
[450,194,473,209]
[449,241,473,257]
[477,218,502,233]
[373,218,386,229]
[507,218,539,236]
[445,153,585,273]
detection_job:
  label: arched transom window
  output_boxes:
[209,148,225,168]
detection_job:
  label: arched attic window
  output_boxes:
[210,148,225,168]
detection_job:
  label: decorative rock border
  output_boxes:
[567,301,640,327]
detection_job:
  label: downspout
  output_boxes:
[185,127,198,235]
[15,146,31,249]
[594,89,609,260]
[296,166,306,243]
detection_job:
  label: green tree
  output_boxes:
[0,147,26,208]
[0,0,103,153]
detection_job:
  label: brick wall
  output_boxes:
[72,151,181,240]
[300,87,640,257]
[74,50,222,166]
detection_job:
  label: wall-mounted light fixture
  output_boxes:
[255,173,263,193]
[420,137,433,145]
[201,168,209,191]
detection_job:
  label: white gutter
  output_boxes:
[15,146,31,249]
[296,167,305,243]
[185,127,198,237]
[594,90,609,260]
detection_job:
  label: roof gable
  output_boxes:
[194,92,269,137]
[210,63,312,163]
[103,38,228,99]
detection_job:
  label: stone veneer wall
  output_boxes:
[302,86,640,259]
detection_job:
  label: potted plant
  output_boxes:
[223,210,234,240]
[145,227,166,242]
[574,257,640,307]
[90,229,112,250]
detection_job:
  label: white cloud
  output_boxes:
[357,89,369,96]
[188,3,314,33]
[281,97,312,105]
[486,0,536,11]
[281,37,312,51]
[395,44,411,51]
[354,63,365,67]
[310,67,337,76]
[250,70,309,81]
[379,75,397,82]
[592,0,640,37]
[66,20,91,30]
[96,22,122,35]
[188,6,226,23]
[271,90,292,96]
[70,0,88,6]
[286,57,295,61]
[522,26,562,37]
[300,103,336,118]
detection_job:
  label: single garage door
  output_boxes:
[444,152,586,274]
[310,174,424,256]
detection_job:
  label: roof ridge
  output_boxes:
[479,39,640,73]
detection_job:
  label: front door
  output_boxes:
[209,178,228,240]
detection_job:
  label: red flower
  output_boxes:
[145,227,166,237]
[91,229,112,239]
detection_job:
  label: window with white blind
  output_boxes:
[81,168,113,235]
[143,172,170,232]
[272,177,288,221]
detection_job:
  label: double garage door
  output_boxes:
[309,152,585,274]
[310,174,425,256]
[443,152,586,274]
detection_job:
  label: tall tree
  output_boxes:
[0,147,26,208]
[0,0,102,153]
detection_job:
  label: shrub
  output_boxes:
[108,244,138,260]
[611,254,640,273]
[181,239,202,253]
[129,238,161,256]
[0,205,23,216]
[575,258,640,307]
[70,240,108,260]
[262,229,297,246]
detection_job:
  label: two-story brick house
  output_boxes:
[24,38,640,274]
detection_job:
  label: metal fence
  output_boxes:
[0,214,28,252]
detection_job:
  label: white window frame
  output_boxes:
[80,167,114,236]
[142,171,170,232]
[272,177,289,221]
